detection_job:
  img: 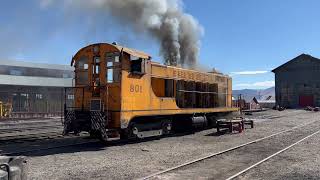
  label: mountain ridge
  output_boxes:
[232,87,275,102]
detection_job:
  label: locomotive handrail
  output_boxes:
[65,107,86,109]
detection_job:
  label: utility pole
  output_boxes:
[238,94,243,116]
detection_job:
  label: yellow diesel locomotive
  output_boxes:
[63,42,238,141]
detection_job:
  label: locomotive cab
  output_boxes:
[63,43,151,141]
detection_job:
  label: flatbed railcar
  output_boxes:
[63,42,238,141]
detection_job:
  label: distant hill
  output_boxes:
[232,87,275,102]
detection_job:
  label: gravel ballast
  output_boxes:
[11,109,319,179]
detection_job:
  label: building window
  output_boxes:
[63,73,70,78]
[10,69,22,76]
[36,94,43,99]
[67,94,74,100]
[21,93,28,97]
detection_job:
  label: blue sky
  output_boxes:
[1,0,320,90]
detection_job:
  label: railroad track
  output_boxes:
[1,111,317,171]
[0,125,62,134]
[0,130,65,145]
[1,135,131,156]
[0,118,63,144]
[0,130,100,156]
[0,130,63,139]
[141,120,320,180]
[253,110,309,120]
[0,118,61,125]
[2,138,100,156]
[1,118,104,156]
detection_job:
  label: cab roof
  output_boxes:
[71,43,151,66]
[113,44,151,60]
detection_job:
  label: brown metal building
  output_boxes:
[272,54,320,108]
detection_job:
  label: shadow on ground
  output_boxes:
[1,130,200,157]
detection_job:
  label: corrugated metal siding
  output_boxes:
[0,59,73,70]
[0,74,73,87]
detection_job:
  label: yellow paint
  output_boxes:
[72,43,238,129]
[151,78,165,97]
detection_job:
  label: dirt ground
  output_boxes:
[13,109,320,179]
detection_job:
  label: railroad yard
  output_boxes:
[2,1,320,180]
[0,109,318,180]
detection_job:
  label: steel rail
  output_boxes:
[0,132,64,146]
[0,130,62,139]
[140,120,317,180]
[0,125,62,134]
[1,136,128,156]
[226,129,320,180]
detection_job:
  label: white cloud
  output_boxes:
[235,81,275,88]
[230,70,270,75]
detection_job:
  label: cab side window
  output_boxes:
[130,55,146,75]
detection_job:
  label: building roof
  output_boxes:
[250,96,276,104]
[257,100,276,104]
[264,95,275,101]
[0,74,72,87]
[272,54,320,73]
[0,59,73,71]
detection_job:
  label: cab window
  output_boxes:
[130,55,146,75]
[75,56,89,85]
[93,56,100,86]
[106,52,121,83]
[77,56,88,70]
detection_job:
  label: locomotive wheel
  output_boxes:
[89,130,101,138]
[130,123,139,139]
[162,122,172,135]
[99,131,108,142]
[122,123,139,140]
[120,129,129,140]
